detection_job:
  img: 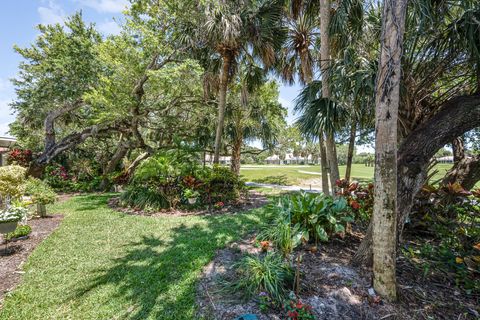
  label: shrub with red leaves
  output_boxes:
[7,148,33,167]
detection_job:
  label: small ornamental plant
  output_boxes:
[183,188,200,199]
[7,149,32,167]
[213,201,224,209]
[257,292,272,313]
[0,206,28,224]
[284,294,315,320]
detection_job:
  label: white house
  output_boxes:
[0,137,16,166]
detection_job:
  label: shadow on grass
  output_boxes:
[72,193,116,211]
[70,204,263,319]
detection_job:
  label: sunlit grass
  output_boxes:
[240,163,457,186]
[0,194,269,320]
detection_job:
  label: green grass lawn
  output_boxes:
[0,194,269,320]
[240,163,455,186]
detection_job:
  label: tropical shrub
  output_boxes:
[271,192,354,244]
[0,165,27,201]
[44,164,72,190]
[231,252,294,304]
[4,224,32,240]
[120,152,245,211]
[25,178,56,205]
[336,179,374,221]
[7,149,32,167]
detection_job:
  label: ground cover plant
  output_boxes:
[0,194,270,319]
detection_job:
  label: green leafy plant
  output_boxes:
[284,293,315,320]
[25,178,57,205]
[272,192,353,243]
[258,217,303,257]
[0,165,27,201]
[183,188,199,199]
[4,224,32,240]
[231,252,294,304]
[0,206,28,223]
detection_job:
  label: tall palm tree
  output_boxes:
[202,0,286,163]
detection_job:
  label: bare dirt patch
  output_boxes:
[0,215,63,306]
[196,231,479,319]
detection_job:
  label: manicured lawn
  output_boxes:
[240,163,455,186]
[0,194,269,320]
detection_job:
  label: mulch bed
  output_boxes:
[196,230,480,320]
[108,191,269,217]
[0,215,63,306]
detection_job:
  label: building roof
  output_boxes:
[0,137,16,148]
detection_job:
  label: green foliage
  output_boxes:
[258,217,302,257]
[0,206,28,224]
[121,152,245,211]
[231,252,293,304]
[183,188,199,199]
[4,224,32,241]
[284,293,315,320]
[272,192,353,243]
[25,178,56,205]
[0,165,27,200]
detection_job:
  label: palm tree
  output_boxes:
[202,0,286,164]
[225,64,286,174]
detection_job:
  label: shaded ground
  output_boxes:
[197,230,480,320]
[0,215,63,306]
[109,191,269,217]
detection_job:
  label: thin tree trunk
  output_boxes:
[320,0,340,194]
[100,138,129,191]
[214,53,232,164]
[371,0,407,301]
[442,154,480,190]
[452,136,465,166]
[345,121,357,181]
[231,137,242,175]
[319,134,330,195]
[325,133,340,194]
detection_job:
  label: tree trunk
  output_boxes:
[371,0,407,301]
[345,121,357,181]
[319,134,330,195]
[452,136,465,166]
[231,137,242,175]
[100,138,129,191]
[214,52,232,164]
[353,94,480,269]
[442,154,480,190]
[325,133,340,194]
[320,0,340,194]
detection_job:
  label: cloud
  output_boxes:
[98,20,121,35]
[38,0,65,25]
[77,0,129,13]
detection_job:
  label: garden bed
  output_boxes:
[196,230,480,319]
[0,215,63,305]
[108,190,269,217]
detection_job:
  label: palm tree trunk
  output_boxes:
[214,53,232,164]
[231,137,242,175]
[345,121,357,181]
[320,0,340,195]
[371,0,407,302]
[319,134,330,195]
[325,132,339,194]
